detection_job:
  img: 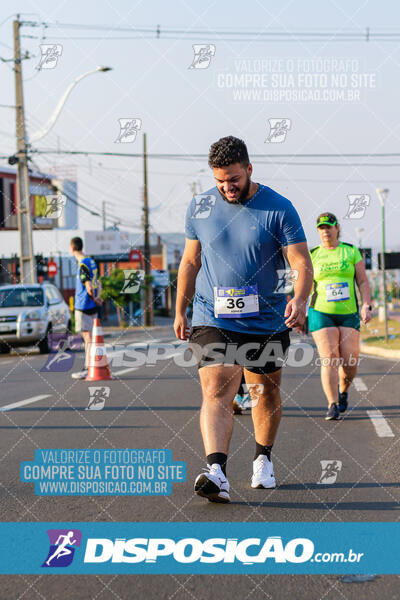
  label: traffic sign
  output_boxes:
[129,249,142,262]
[47,261,58,277]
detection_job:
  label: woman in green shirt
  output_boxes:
[309,213,372,420]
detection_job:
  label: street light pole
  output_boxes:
[13,17,36,283]
[29,66,112,144]
[377,188,389,343]
[355,226,364,249]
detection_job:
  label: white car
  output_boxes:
[0,283,71,354]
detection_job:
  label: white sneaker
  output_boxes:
[194,463,230,503]
[71,369,88,380]
[251,455,276,489]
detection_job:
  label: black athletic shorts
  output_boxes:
[188,326,291,374]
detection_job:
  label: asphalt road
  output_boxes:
[0,325,399,599]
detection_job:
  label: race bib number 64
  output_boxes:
[326,282,350,302]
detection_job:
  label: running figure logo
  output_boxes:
[37,44,63,70]
[86,386,110,411]
[189,44,216,69]
[115,118,142,143]
[274,269,299,294]
[344,194,370,219]
[41,333,82,373]
[44,193,66,218]
[121,270,144,294]
[242,383,264,408]
[265,118,291,143]
[317,460,342,484]
[191,194,216,219]
[42,529,82,567]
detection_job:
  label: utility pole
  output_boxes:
[381,198,388,343]
[143,133,153,327]
[14,17,36,283]
[102,200,106,230]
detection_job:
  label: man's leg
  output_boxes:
[72,310,93,378]
[195,363,242,502]
[82,330,92,370]
[244,368,282,489]
[199,363,243,455]
[244,368,282,446]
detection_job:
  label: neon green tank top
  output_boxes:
[309,242,363,314]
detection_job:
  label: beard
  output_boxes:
[220,175,251,204]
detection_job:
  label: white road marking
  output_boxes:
[0,360,13,364]
[366,410,395,438]
[353,377,368,392]
[0,394,52,412]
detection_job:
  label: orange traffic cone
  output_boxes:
[85,318,113,381]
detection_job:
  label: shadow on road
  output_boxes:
[278,482,400,490]
[231,500,399,510]
[0,425,157,429]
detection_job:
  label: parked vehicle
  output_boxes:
[0,283,71,354]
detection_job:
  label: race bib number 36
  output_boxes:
[214,285,259,318]
[326,282,350,302]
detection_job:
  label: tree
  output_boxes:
[100,268,143,326]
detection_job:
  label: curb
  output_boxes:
[360,342,400,360]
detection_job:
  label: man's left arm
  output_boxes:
[282,242,314,330]
[84,280,103,306]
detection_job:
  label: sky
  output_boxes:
[1,0,400,256]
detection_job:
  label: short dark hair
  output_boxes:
[208,136,250,169]
[70,236,83,251]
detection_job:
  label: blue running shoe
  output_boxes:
[325,403,340,421]
[233,393,252,414]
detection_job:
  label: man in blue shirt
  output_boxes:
[70,237,102,379]
[174,136,313,502]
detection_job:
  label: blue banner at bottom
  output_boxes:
[2,522,398,574]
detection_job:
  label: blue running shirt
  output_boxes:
[75,256,99,311]
[185,183,307,334]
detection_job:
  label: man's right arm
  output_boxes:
[174,238,202,340]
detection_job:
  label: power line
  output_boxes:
[26,128,146,223]
[28,138,130,212]
[29,156,140,230]
[19,21,400,42]
[30,149,400,168]
[33,149,400,159]
[78,163,194,176]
